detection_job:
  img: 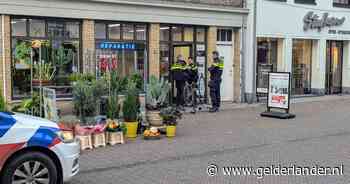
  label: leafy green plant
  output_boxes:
[72,79,106,123]
[54,46,73,74]
[15,42,31,65]
[33,63,56,81]
[68,73,95,83]
[160,106,182,126]
[146,76,171,110]
[123,81,139,122]
[12,92,41,116]
[130,73,144,92]
[107,90,120,120]
[0,91,7,112]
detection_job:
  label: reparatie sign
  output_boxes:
[303,11,345,32]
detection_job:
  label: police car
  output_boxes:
[0,112,80,184]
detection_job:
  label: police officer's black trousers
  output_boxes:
[175,80,185,106]
[209,83,221,109]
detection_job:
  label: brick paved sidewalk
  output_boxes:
[74,95,350,175]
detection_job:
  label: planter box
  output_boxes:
[76,135,93,151]
[106,132,125,145]
[92,132,106,148]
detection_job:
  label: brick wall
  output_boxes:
[1,15,11,102]
[82,19,96,74]
[149,24,160,78]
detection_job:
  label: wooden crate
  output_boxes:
[106,132,125,145]
[76,135,93,151]
[92,132,106,148]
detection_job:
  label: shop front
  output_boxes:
[256,0,350,97]
[159,25,207,98]
[94,22,148,88]
[0,0,247,103]
[10,17,81,100]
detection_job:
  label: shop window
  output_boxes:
[66,22,80,39]
[172,26,182,42]
[136,25,146,41]
[196,28,205,42]
[160,26,170,41]
[122,24,134,40]
[11,18,81,100]
[184,27,194,42]
[108,23,121,40]
[12,19,27,37]
[334,0,350,7]
[257,38,278,94]
[29,19,45,37]
[160,43,170,79]
[294,0,316,5]
[292,39,312,95]
[48,22,65,38]
[217,29,232,42]
[95,23,106,39]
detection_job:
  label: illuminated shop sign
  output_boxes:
[99,42,136,50]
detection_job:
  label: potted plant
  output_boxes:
[105,119,126,145]
[15,41,31,68]
[160,106,182,137]
[72,79,105,124]
[146,76,170,126]
[32,63,56,86]
[123,81,139,138]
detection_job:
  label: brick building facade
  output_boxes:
[0,0,248,106]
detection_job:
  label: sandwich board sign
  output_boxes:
[261,72,295,119]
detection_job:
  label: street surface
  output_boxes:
[69,95,350,184]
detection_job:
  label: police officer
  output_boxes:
[186,57,198,113]
[186,57,198,86]
[171,55,188,108]
[208,51,224,113]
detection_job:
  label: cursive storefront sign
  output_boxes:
[303,11,345,32]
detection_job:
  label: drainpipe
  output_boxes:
[240,12,247,103]
[252,0,258,103]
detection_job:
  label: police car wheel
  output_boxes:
[1,151,58,184]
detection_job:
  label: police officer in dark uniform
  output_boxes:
[186,57,198,86]
[208,51,224,113]
[186,57,198,113]
[171,55,188,108]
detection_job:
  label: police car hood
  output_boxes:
[13,113,59,128]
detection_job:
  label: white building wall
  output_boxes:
[255,0,350,95]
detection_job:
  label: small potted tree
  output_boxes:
[160,106,182,137]
[146,76,170,126]
[123,81,139,138]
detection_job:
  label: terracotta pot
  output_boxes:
[146,110,163,126]
[32,79,52,86]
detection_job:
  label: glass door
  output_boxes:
[171,44,193,99]
[326,41,343,94]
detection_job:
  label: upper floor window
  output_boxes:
[334,0,350,7]
[217,29,232,42]
[294,0,316,5]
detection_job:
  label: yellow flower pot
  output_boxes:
[125,122,138,138]
[166,126,177,137]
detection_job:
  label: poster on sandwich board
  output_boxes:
[267,72,291,110]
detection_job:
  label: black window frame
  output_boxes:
[333,0,350,8]
[294,0,317,5]
[10,16,83,100]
